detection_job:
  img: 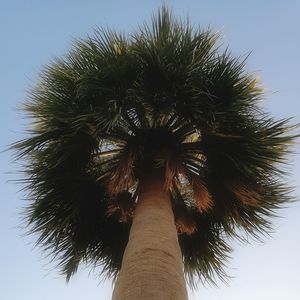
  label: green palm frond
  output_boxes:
[14,6,298,286]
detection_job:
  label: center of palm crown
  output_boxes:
[128,126,187,175]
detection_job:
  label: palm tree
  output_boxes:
[15,7,298,300]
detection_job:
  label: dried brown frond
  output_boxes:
[164,160,183,191]
[226,181,261,207]
[107,148,136,196]
[179,166,213,212]
[192,177,213,212]
[175,213,197,235]
[105,191,136,223]
[106,204,119,217]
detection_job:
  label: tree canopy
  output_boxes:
[14,7,298,287]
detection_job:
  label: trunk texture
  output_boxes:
[112,175,188,300]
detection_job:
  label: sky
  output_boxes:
[1,1,300,299]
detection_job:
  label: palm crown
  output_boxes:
[15,7,297,287]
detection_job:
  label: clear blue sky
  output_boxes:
[1,1,300,299]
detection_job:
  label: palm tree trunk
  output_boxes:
[112,174,188,300]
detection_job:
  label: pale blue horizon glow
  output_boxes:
[1,1,300,299]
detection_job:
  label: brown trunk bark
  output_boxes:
[112,175,188,300]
